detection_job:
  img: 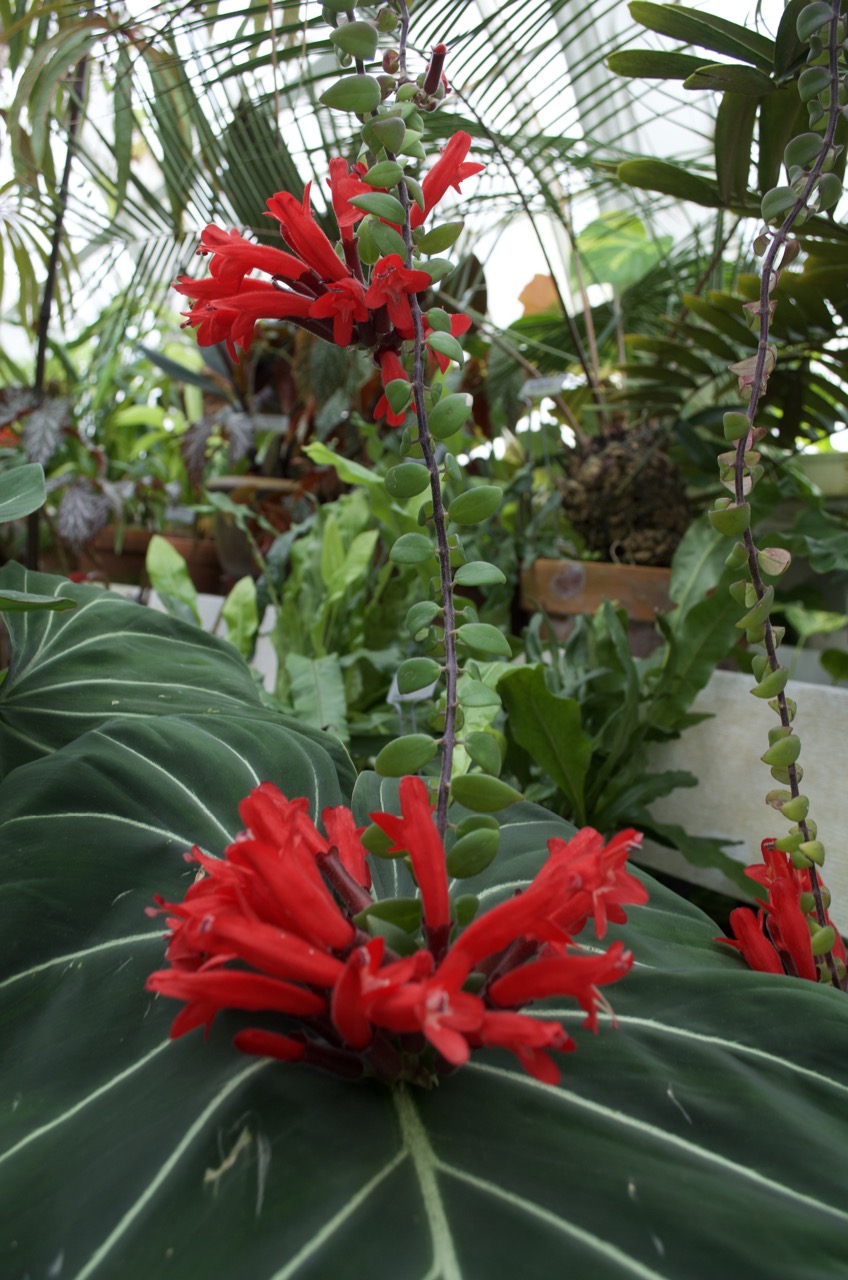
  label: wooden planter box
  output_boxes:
[520,558,672,654]
[77,526,222,594]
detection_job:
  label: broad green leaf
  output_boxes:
[498,664,592,824]
[416,221,464,254]
[0,588,77,613]
[284,652,349,739]
[0,463,45,522]
[221,576,258,659]
[145,534,201,626]
[428,393,472,440]
[319,511,346,594]
[445,825,500,877]
[0,566,353,789]
[758,88,809,196]
[5,754,848,1279]
[571,213,673,292]
[463,730,501,777]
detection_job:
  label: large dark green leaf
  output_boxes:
[0,463,45,522]
[0,565,261,773]
[714,92,758,204]
[0,564,355,790]
[497,664,592,825]
[3,736,848,1279]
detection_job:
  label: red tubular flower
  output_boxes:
[488,941,634,1032]
[363,254,432,335]
[436,827,645,989]
[767,878,817,981]
[327,157,380,241]
[374,349,412,426]
[148,782,644,1088]
[193,224,311,288]
[233,1029,306,1062]
[180,283,316,359]
[536,827,647,939]
[145,964,326,1036]
[366,975,484,1066]
[475,1011,575,1085]
[720,835,845,979]
[410,132,485,230]
[370,776,451,944]
[266,186,351,283]
[308,277,369,346]
[721,906,784,976]
[322,804,371,889]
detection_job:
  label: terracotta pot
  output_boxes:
[206,476,301,579]
[520,557,672,655]
[77,526,223,594]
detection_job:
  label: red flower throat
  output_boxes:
[147,777,647,1088]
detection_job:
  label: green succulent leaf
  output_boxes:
[319,74,382,114]
[390,533,435,565]
[454,562,507,588]
[385,462,430,499]
[456,623,512,660]
[374,732,438,776]
[448,486,503,527]
[329,20,379,61]
[349,192,405,223]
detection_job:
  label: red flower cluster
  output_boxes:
[721,838,846,980]
[147,777,648,1087]
[173,132,483,420]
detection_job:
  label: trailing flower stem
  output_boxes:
[736,0,844,990]
[394,0,458,838]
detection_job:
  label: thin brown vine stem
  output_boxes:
[735,0,844,989]
[394,0,457,837]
